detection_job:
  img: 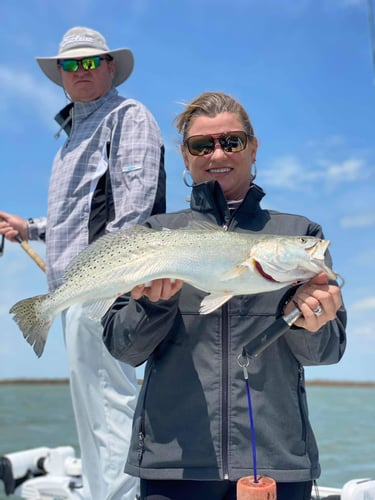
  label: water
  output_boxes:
[0,382,374,499]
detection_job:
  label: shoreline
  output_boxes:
[1,379,375,387]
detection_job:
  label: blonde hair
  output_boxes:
[174,91,255,142]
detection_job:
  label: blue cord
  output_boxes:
[242,362,258,482]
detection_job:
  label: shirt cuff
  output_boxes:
[27,217,46,242]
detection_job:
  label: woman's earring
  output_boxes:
[251,160,257,182]
[183,169,194,187]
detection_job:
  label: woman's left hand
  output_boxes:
[284,272,343,332]
[131,278,184,302]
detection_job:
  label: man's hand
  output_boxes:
[0,211,28,242]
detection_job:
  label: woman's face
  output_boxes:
[182,112,257,201]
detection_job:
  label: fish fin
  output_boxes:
[220,264,251,281]
[199,293,233,314]
[85,298,118,321]
[9,294,53,358]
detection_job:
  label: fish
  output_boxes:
[9,224,338,357]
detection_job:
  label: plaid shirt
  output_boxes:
[29,88,164,291]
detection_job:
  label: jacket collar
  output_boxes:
[190,181,265,227]
[54,87,118,138]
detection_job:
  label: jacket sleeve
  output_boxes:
[283,305,347,366]
[102,291,181,367]
[276,220,347,366]
[276,222,347,366]
[106,100,166,232]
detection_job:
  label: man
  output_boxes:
[0,26,166,500]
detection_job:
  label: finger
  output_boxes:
[158,279,173,300]
[315,289,342,320]
[131,284,146,300]
[157,279,183,301]
[172,279,184,293]
[308,272,329,286]
[292,288,341,331]
[145,279,164,302]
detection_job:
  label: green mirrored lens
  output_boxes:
[60,60,79,71]
[60,56,102,72]
[81,57,101,70]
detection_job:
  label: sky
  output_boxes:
[0,0,374,382]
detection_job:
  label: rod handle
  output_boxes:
[16,236,46,273]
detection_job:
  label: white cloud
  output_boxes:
[262,147,371,191]
[326,158,365,182]
[349,322,375,340]
[0,66,64,130]
[351,296,375,311]
[341,213,375,228]
[261,155,317,191]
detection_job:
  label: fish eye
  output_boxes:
[298,237,308,244]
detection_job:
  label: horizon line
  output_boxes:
[1,378,375,387]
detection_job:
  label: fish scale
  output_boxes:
[9,225,337,357]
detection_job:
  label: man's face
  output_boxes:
[59,56,115,102]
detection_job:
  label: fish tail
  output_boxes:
[9,294,53,358]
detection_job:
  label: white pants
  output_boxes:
[62,303,138,500]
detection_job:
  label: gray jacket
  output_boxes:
[103,181,347,483]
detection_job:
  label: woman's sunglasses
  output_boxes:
[58,56,110,72]
[184,131,252,157]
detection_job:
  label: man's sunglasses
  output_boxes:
[58,56,111,72]
[184,131,252,157]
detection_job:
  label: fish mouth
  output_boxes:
[254,260,279,282]
[306,239,330,258]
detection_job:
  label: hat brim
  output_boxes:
[36,47,134,87]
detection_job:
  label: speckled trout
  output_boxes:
[10,224,337,357]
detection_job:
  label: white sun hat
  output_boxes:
[36,26,134,87]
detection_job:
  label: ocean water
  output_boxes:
[0,383,374,499]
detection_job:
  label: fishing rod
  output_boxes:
[13,235,46,273]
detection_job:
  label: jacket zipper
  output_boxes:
[222,301,230,479]
[298,364,307,447]
[222,222,230,479]
[137,367,153,466]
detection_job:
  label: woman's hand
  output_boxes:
[284,272,343,332]
[131,279,184,302]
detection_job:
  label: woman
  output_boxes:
[102,92,346,500]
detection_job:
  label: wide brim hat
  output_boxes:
[36,26,134,87]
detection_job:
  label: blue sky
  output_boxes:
[0,0,374,382]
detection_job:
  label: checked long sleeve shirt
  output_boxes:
[28,87,165,291]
